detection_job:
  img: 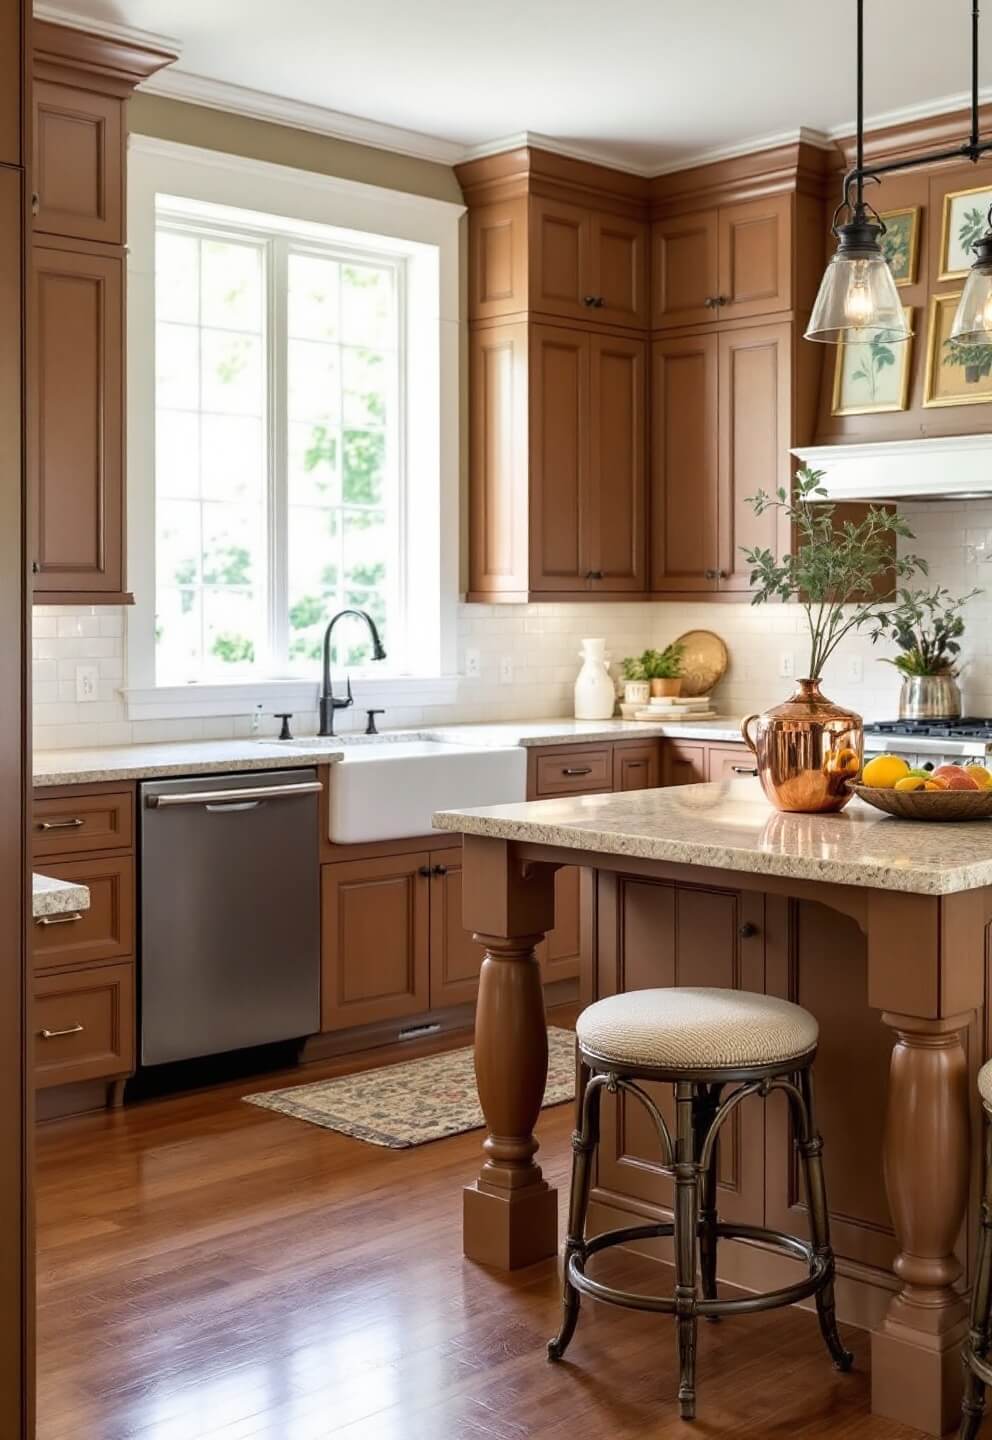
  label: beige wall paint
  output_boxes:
[128,93,464,204]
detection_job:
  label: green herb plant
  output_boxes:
[620,655,648,682]
[744,467,926,681]
[639,643,684,680]
[874,586,980,677]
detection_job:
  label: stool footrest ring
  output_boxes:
[569,1220,830,1318]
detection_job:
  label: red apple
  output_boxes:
[932,764,983,791]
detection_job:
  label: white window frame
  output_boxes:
[126,135,464,718]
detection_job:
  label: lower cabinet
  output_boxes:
[33,961,134,1089]
[663,739,751,786]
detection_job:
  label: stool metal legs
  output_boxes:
[960,1126,992,1440]
[548,1058,852,1421]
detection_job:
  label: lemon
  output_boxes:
[894,775,927,792]
[862,755,911,789]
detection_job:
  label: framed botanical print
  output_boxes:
[879,207,920,287]
[938,183,992,281]
[831,307,914,416]
[924,291,992,407]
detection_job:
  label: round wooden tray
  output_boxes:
[851,783,992,821]
[674,629,728,697]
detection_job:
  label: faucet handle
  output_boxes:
[274,713,294,740]
[365,708,385,735]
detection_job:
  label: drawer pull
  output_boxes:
[731,765,758,776]
[39,1023,84,1040]
[35,911,84,927]
[563,766,593,777]
[37,817,84,831]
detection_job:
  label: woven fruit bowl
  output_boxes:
[850,783,992,821]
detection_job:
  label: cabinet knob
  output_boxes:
[738,922,759,939]
[585,569,604,581]
[583,295,598,307]
[417,866,432,877]
[718,570,729,580]
[593,296,605,308]
[704,296,718,308]
[31,191,39,217]
[432,863,448,876]
[704,568,718,580]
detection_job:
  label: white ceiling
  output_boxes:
[37,1,992,173]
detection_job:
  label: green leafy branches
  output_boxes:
[873,586,981,677]
[743,466,926,681]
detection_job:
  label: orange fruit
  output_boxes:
[894,775,927,792]
[862,755,910,789]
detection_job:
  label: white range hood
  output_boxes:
[792,434,992,502]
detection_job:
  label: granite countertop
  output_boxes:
[432,779,992,897]
[32,719,746,788]
[33,872,91,919]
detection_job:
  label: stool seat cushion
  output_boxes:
[979,1060,992,1110]
[576,987,818,1071]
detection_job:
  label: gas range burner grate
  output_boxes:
[866,718,992,740]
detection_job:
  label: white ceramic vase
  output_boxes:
[574,638,615,720]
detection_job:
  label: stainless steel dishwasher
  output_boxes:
[140,769,322,1065]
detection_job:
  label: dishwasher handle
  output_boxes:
[146,780,323,809]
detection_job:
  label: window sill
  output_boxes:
[121,675,460,722]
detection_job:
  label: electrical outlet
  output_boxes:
[464,647,481,679]
[499,655,513,684]
[75,664,99,703]
[778,652,795,679]
[846,655,864,683]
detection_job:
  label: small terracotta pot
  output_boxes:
[650,677,682,698]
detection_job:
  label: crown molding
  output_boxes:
[462,131,659,178]
[139,67,467,167]
[825,83,992,143]
[33,3,180,57]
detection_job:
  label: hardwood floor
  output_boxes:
[35,1016,940,1440]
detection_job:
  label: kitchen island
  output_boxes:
[433,779,992,1437]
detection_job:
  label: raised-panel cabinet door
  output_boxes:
[650,333,719,594]
[717,194,792,320]
[31,245,123,594]
[587,333,646,592]
[539,864,582,984]
[593,875,766,1226]
[320,854,430,1031]
[764,896,897,1274]
[468,323,530,599]
[530,196,591,321]
[590,212,648,328]
[614,741,660,791]
[428,852,485,1008]
[33,81,123,244]
[662,741,707,786]
[651,209,719,328]
[717,322,791,592]
[0,0,23,166]
[468,198,528,321]
[529,324,590,591]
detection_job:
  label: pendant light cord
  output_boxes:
[972,0,981,155]
[856,0,864,211]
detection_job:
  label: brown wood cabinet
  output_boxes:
[31,854,133,972]
[531,196,648,329]
[662,738,749,786]
[30,243,124,594]
[33,961,134,1090]
[652,195,791,329]
[652,320,792,595]
[29,20,175,604]
[429,854,486,1008]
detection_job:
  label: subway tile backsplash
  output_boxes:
[32,502,992,751]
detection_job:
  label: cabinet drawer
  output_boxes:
[33,961,134,1088]
[31,855,134,970]
[533,747,613,797]
[32,788,133,858]
[708,745,756,783]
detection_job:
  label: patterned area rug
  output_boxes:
[243,1026,577,1148]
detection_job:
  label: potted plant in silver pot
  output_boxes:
[874,586,981,720]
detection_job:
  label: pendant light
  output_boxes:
[950,213,992,340]
[805,0,911,345]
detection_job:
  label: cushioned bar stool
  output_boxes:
[548,987,853,1421]
[959,1060,992,1438]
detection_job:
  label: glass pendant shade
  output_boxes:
[805,248,911,345]
[950,239,992,342]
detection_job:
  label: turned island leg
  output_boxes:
[460,836,559,1269]
[872,1010,973,1437]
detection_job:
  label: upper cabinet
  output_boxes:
[652,194,791,329]
[29,21,176,605]
[530,197,649,329]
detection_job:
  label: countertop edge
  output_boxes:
[32,873,91,919]
[33,748,346,788]
[431,809,992,897]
